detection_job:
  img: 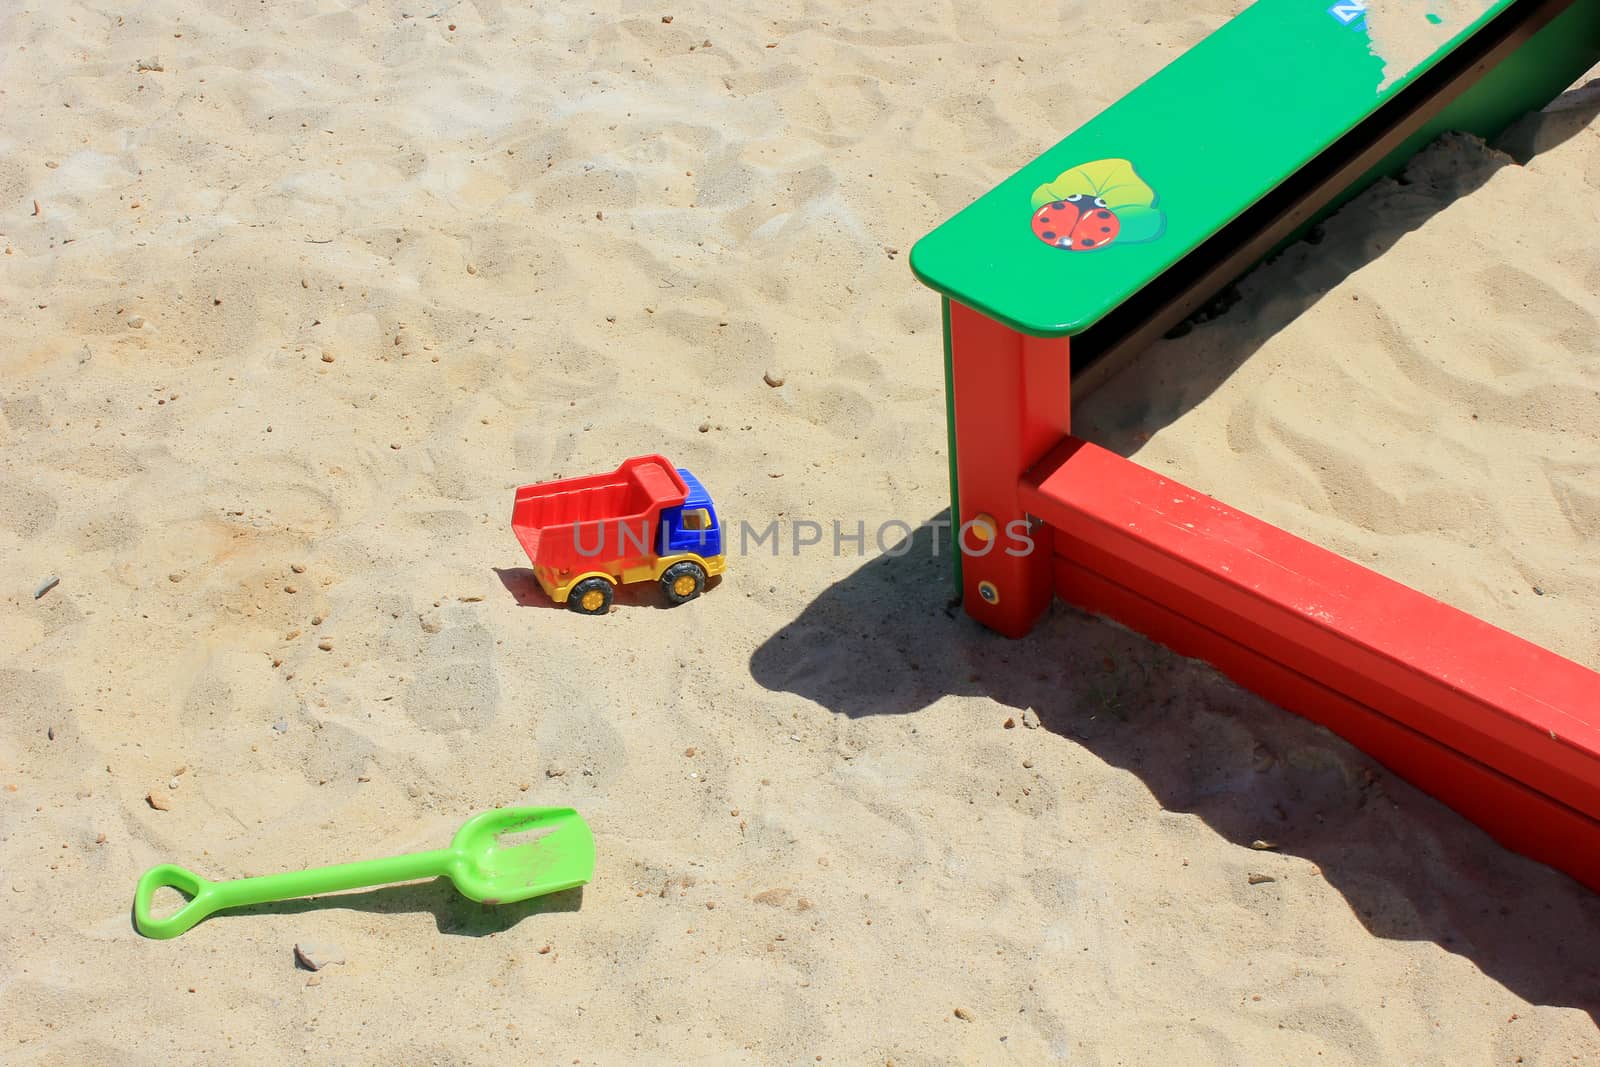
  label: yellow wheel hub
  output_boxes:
[579,589,606,612]
[672,575,698,597]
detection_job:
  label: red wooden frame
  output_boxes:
[947,299,1600,891]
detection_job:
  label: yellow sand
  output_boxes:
[2,2,1597,1063]
[1364,0,1496,90]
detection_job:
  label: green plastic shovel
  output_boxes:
[133,806,594,939]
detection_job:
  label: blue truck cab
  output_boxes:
[658,468,723,559]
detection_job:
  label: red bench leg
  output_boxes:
[947,301,1070,637]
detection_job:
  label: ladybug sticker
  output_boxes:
[1031,195,1122,250]
[1029,159,1164,252]
[1070,204,1120,250]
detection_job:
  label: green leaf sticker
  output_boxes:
[1030,158,1165,248]
[1111,203,1165,244]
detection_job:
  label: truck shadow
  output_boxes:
[748,518,1600,1021]
[492,566,723,612]
[494,567,553,608]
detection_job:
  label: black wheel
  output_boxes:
[659,561,707,606]
[568,576,614,615]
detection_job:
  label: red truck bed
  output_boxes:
[511,455,689,573]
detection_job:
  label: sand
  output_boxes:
[1364,0,1496,91]
[3,2,1599,1064]
[1081,122,1600,671]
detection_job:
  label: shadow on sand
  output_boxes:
[493,566,724,612]
[750,518,1600,1019]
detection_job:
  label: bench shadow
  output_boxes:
[1073,87,1600,449]
[749,518,1600,1020]
[144,880,586,940]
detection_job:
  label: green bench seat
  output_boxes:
[911,0,1600,358]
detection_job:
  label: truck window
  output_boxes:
[682,509,711,531]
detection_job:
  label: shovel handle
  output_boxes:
[134,864,218,940]
[133,849,456,939]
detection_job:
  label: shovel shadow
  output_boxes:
[135,880,585,940]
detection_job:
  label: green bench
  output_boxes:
[913,0,1600,389]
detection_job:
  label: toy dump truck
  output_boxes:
[511,454,725,615]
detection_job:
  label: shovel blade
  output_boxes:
[449,806,595,904]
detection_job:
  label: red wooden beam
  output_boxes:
[1022,436,1600,889]
[1053,554,1600,890]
